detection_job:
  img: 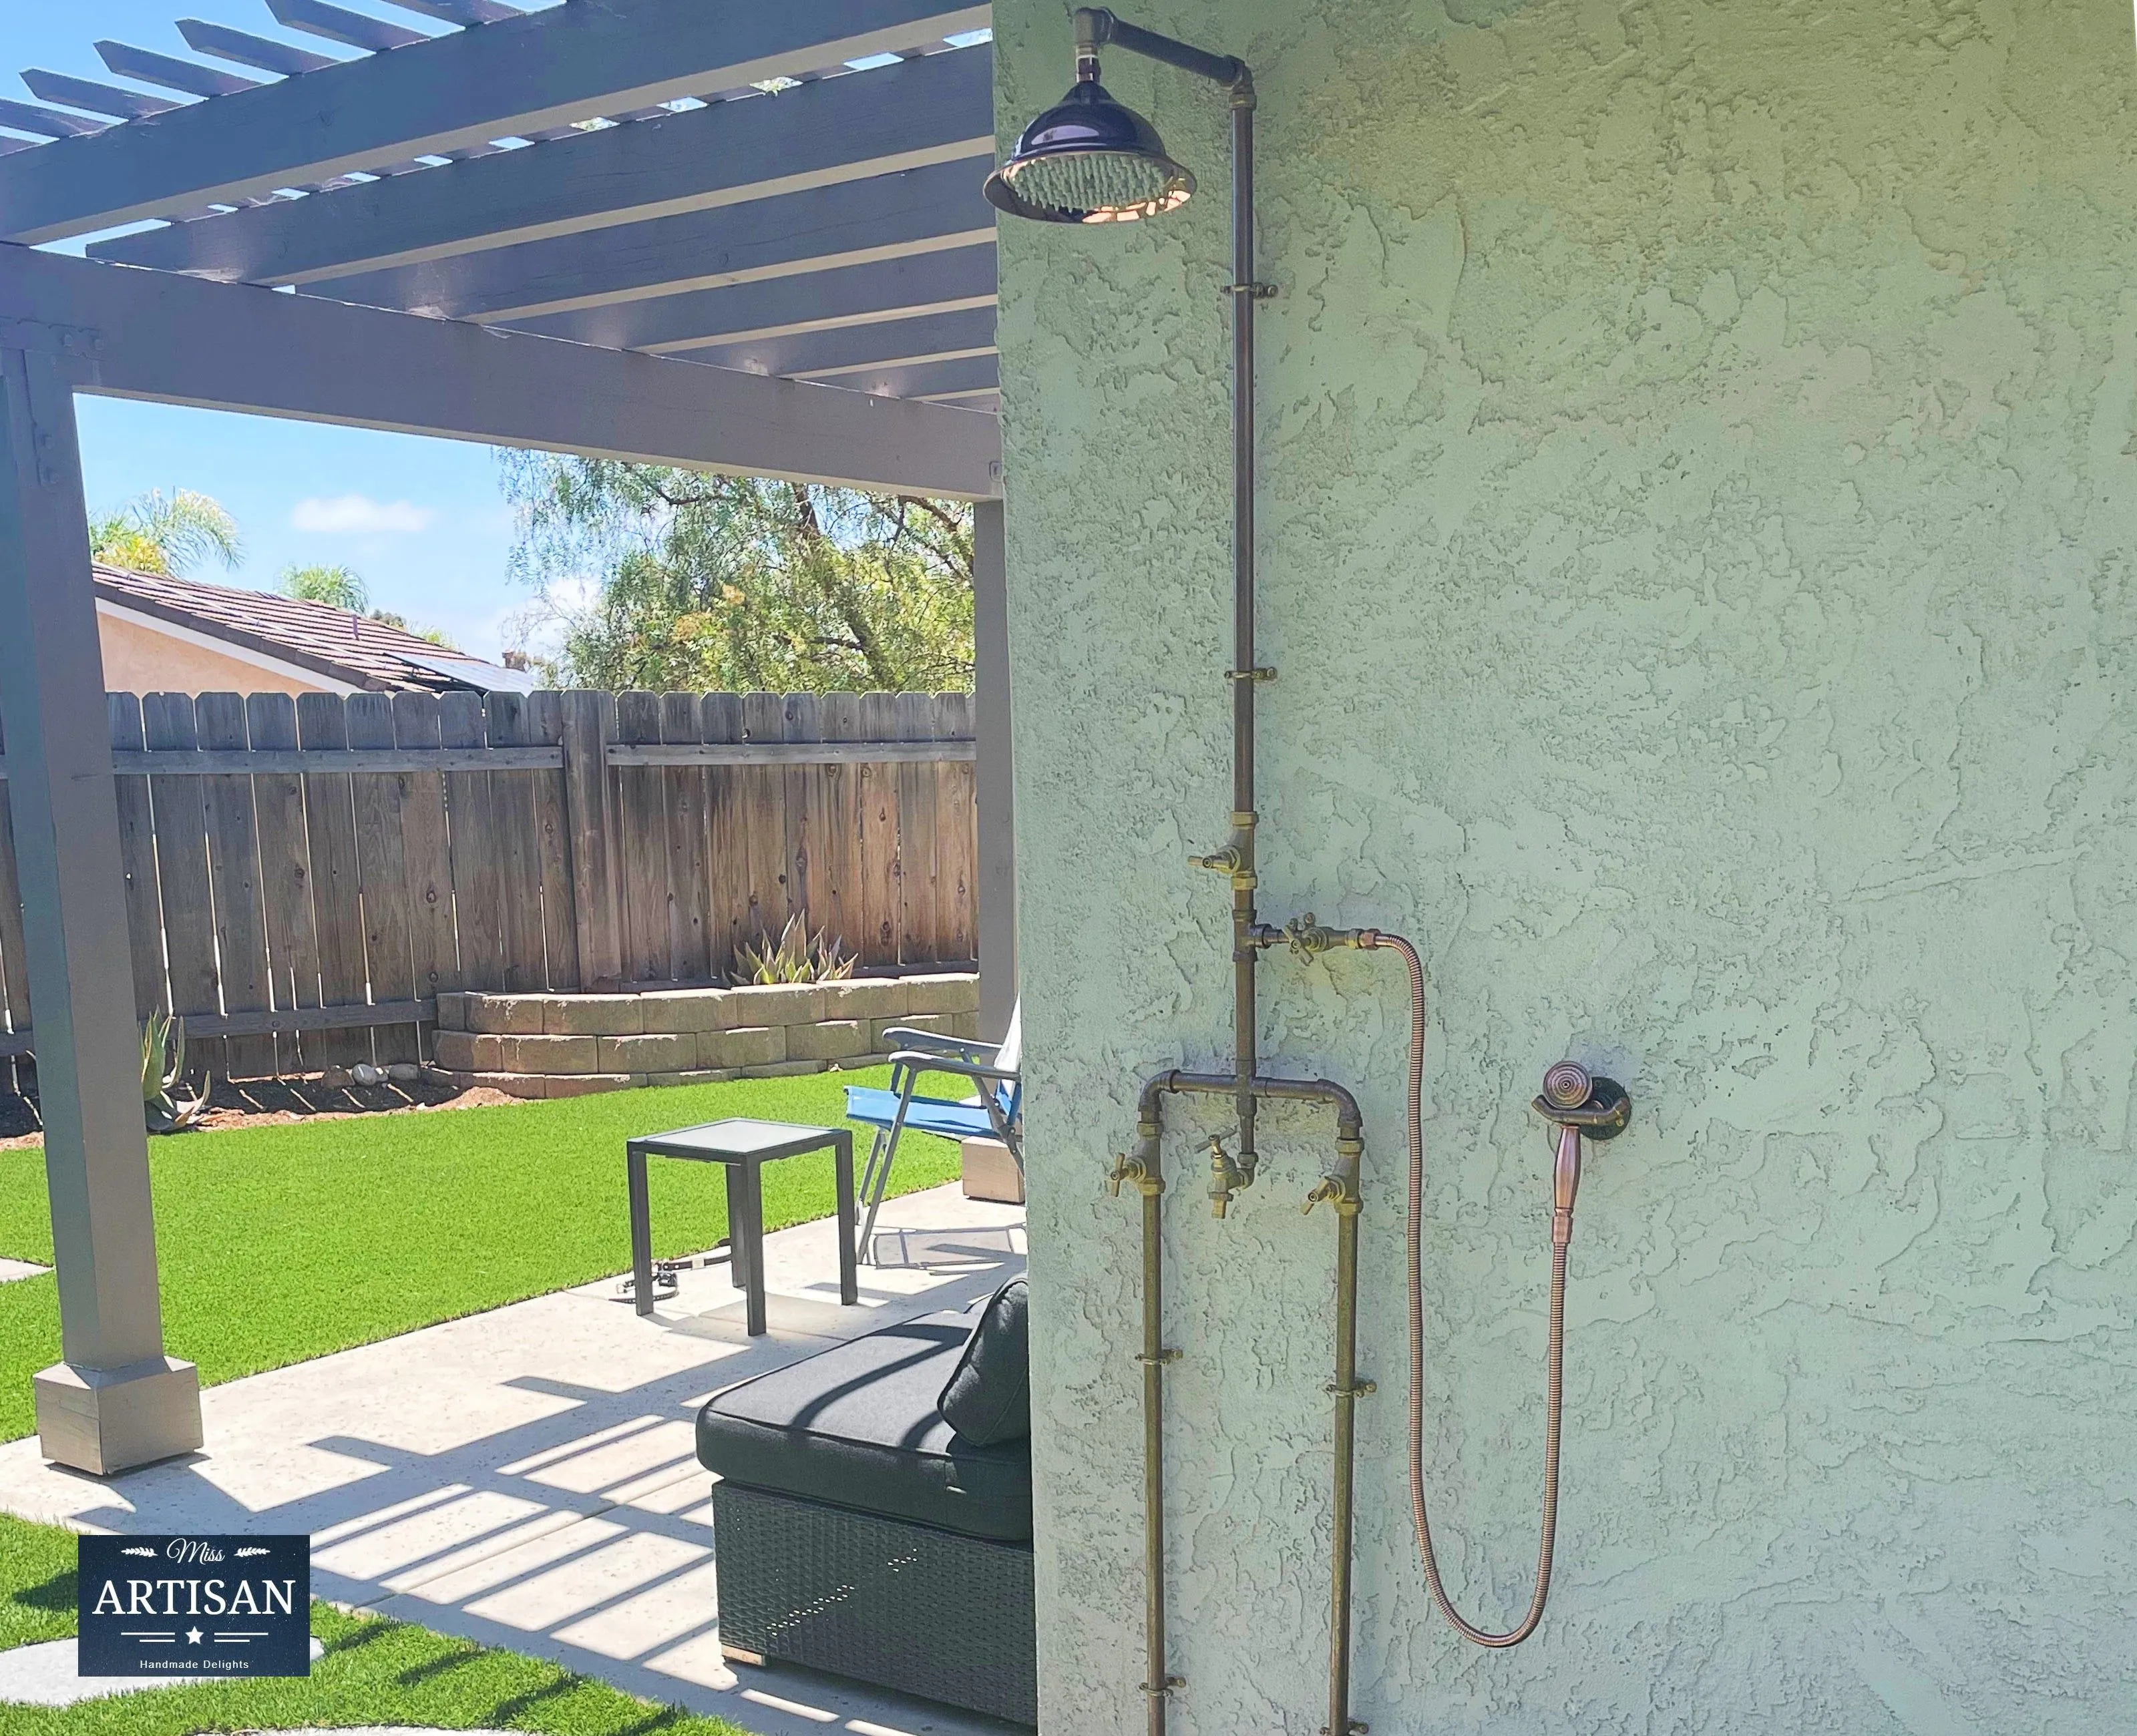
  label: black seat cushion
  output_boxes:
[697,1309,1032,1542]
[938,1278,1029,1446]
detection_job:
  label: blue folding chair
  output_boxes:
[845,1006,1021,1262]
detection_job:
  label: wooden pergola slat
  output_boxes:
[689,305,998,379]
[510,239,998,355]
[176,19,341,78]
[268,0,427,54]
[307,154,995,324]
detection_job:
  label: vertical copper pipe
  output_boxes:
[1127,1084,1177,1733]
[1229,91,1260,1180]
[1141,1165,1169,1736]
[1325,1117,1365,1736]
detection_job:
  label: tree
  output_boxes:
[88,489,242,577]
[276,562,457,648]
[499,455,974,692]
[277,562,369,612]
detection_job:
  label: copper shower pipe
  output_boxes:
[1114,1070,1366,1736]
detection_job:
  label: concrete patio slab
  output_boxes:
[0,1635,324,1706]
[0,1183,1028,1736]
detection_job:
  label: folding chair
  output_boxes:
[845,1005,1021,1262]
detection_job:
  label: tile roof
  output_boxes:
[92,564,523,694]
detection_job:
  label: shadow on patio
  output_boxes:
[0,1184,1026,1736]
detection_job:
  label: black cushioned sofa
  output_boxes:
[697,1279,1035,1725]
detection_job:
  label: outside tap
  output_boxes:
[1302,1174,1346,1215]
[1106,1153,1146,1199]
[1207,1136,1245,1219]
[1187,845,1241,875]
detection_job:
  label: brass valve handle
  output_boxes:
[1301,1175,1346,1215]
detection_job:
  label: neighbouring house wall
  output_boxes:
[1001,1,2137,1731]
[95,608,333,698]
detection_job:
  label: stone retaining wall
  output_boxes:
[428,972,979,1099]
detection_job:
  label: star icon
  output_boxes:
[185,1627,203,1645]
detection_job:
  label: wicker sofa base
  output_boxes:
[713,1481,1036,1726]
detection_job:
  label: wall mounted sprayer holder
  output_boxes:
[992,13,1635,1735]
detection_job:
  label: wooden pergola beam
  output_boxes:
[0,0,991,244]
[0,245,1002,499]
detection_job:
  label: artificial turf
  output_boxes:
[0,1068,955,1443]
[0,1512,747,1734]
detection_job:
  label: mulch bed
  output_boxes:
[0,1075,521,1148]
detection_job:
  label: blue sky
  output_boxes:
[8,0,573,659]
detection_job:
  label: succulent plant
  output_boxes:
[141,1010,207,1134]
[734,913,857,985]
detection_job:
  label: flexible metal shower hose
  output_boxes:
[1369,932,1565,1649]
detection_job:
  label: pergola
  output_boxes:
[0,0,1011,1474]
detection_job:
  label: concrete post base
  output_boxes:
[34,1357,203,1476]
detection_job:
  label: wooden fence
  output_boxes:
[0,688,976,1080]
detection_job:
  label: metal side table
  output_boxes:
[627,1118,857,1335]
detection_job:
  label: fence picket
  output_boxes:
[614,692,669,986]
[702,693,747,980]
[394,693,458,1020]
[857,692,899,967]
[896,692,939,965]
[814,692,860,960]
[740,692,788,952]
[142,692,222,1075]
[936,692,977,963]
[486,692,545,994]
[441,691,503,993]
[108,693,168,1022]
[560,690,619,990]
[783,693,819,937]
[247,692,323,1075]
[528,691,580,990]
[348,693,419,1066]
[196,692,273,1079]
[297,692,371,1071]
[661,691,710,982]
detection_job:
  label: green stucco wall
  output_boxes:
[996,0,2137,1729]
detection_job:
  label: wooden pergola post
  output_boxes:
[972,497,1018,1041]
[0,343,200,1474]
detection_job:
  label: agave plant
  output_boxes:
[141,1010,207,1134]
[735,913,857,985]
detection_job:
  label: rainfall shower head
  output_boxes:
[982,77,1194,224]
[983,9,1247,225]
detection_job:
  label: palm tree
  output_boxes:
[88,489,242,577]
[276,562,369,612]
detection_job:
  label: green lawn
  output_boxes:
[0,1512,746,1733]
[0,1068,951,1443]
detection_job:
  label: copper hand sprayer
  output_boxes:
[986,12,1635,1730]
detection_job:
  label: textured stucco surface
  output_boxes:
[997,1,2137,1730]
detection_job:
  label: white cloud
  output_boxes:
[290,493,437,535]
